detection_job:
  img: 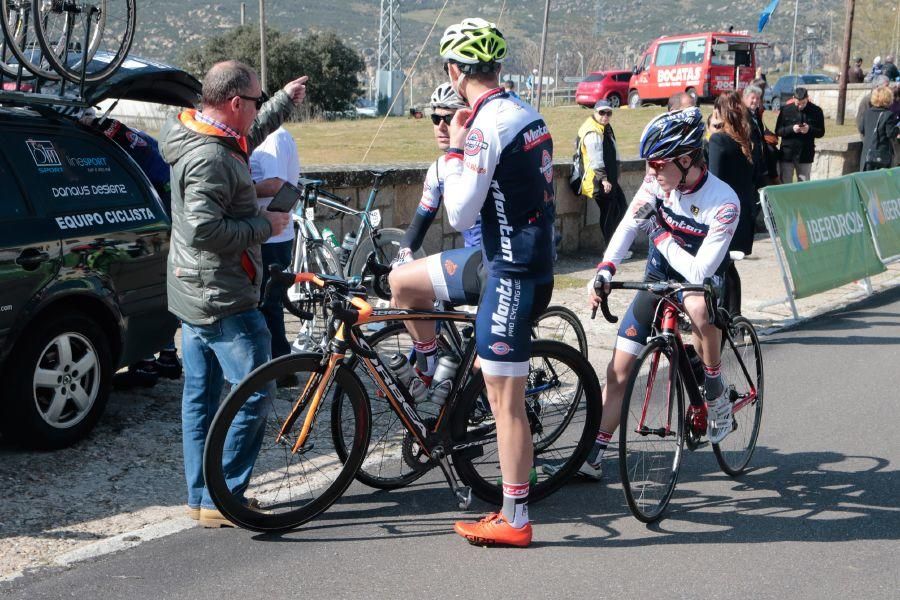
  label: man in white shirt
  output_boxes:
[250,126,301,364]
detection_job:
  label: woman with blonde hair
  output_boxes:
[859,85,899,171]
[709,91,756,256]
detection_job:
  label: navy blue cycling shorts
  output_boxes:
[476,276,553,377]
[426,247,485,305]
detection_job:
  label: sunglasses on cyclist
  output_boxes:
[431,113,454,126]
[647,158,672,171]
[236,90,269,110]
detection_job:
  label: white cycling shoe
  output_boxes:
[541,459,603,481]
[706,392,734,444]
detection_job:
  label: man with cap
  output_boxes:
[575,99,627,247]
[775,86,825,182]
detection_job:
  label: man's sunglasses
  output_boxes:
[647,158,671,171]
[236,90,269,110]
[431,113,453,126]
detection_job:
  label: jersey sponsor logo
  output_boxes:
[489,342,511,355]
[540,150,553,183]
[491,181,515,262]
[444,258,458,276]
[625,325,638,337]
[125,130,148,149]
[660,209,706,236]
[715,203,739,225]
[464,128,488,156]
[522,123,551,151]
[490,277,521,337]
[464,161,487,174]
[691,204,699,216]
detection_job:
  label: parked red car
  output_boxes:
[575,70,632,108]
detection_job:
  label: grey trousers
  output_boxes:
[779,161,812,183]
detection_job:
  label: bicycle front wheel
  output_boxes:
[713,316,763,476]
[533,305,588,358]
[452,340,601,505]
[619,337,685,523]
[204,353,370,532]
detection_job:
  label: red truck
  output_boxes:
[628,32,762,107]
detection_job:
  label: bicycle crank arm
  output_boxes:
[435,454,473,510]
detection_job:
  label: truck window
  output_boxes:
[655,42,681,67]
[711,39,753,67]
[679,39,706,65]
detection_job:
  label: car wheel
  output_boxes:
[607,93,621,108]
[771,96,781,111]
[0,313,113,449]
[628,90,642,108]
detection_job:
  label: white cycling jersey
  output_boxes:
[602,171,739,283]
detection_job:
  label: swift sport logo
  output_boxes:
[489,342,511,355]
[491,181,514,261]
[786,210,866,252]
[540,150,553,183]
[26,140,63,173]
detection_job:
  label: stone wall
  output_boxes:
[304,138,863,253]
[804,83,871,122]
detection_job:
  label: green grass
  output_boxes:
[554,274,588,290]
[288,104,860,167]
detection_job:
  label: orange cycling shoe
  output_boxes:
[454,512,533,547]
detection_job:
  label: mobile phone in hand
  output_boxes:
[266,181,303,213]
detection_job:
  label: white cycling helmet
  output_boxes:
[430,82,466,110]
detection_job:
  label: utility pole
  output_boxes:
[535,0,551,111]
[837,0,856,126]
[240,2,245,26]
[259,0,268,93]
[789,0,799,74]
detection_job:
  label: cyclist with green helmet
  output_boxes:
[425,17,555,547]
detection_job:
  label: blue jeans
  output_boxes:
[260,239,294,358]
[181,309,273,509]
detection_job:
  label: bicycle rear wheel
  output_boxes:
[0,1,60,79]
[619,337,685,523]
[204,353,370,532]
[347,227,425,280]
[452,340,601,505]
[713,316,763,476]
[533,305,588,358]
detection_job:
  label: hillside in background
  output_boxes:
[136,0,887,90]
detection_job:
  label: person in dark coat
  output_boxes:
[775,87,825,182]
[859,86,900,170]
[741,84,770,189]
[709,91,757,256]
[847,57,865,84]
[883,56,899,82]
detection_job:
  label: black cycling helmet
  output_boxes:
[639,107,705,188]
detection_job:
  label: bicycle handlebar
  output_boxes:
[590,280,718,325]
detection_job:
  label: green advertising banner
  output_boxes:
[765,177,885,299]
[853,168,900,262]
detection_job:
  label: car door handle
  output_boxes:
[16,249,51,270]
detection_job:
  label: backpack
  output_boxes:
[569,134,584,194]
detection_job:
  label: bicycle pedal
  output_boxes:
[455,486,472,510]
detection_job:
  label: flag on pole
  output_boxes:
[758,0,781,32]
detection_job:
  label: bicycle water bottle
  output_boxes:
[321,227,339,249]
[339,232,357,268]
[429,355,460,407]
[387,353,427,403]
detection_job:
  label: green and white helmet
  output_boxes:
[439,18,507,71]
[430,82,467,110]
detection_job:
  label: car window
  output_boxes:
[2,129,149,216]
[583,73,605,83]
[615,73,631,82]
[0,153,28,221]
[655,42,681,67]
[679,39,706,65]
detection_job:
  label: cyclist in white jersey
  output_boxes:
[546,108,739,481]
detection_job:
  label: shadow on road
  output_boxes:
[246,445,899,548]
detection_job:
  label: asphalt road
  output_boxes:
[4,288,899,600]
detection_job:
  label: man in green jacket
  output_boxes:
[160,60,307,527]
